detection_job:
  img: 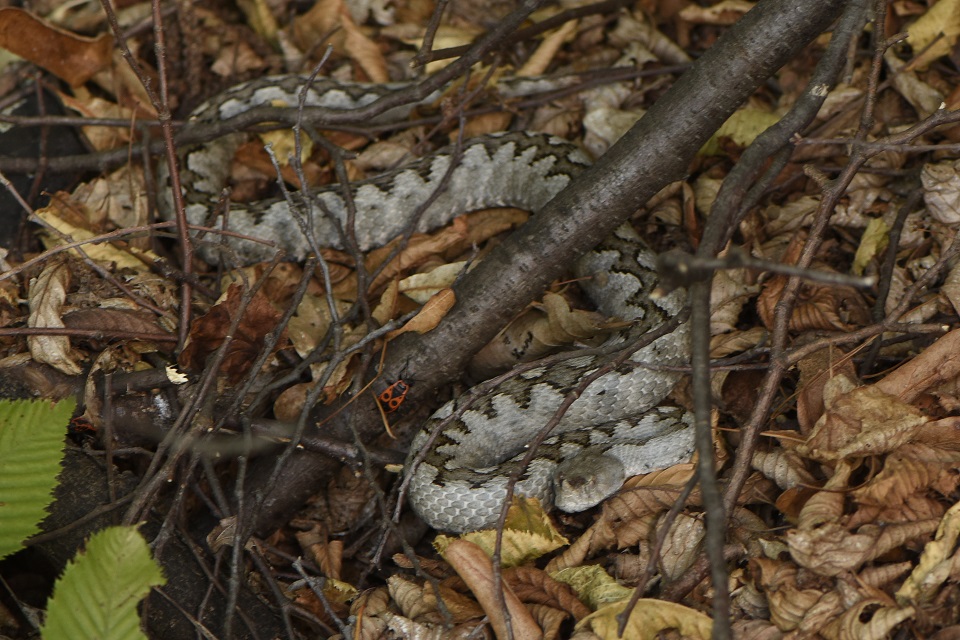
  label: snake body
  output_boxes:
[161,76,694,533]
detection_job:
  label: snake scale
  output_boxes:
[161,76,694,533]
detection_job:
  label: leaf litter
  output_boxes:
[6,0,960,639]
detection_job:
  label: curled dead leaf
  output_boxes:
[441,539,543,640]
[386,289,456,340]
[0,8,112,86]
[28,260,82,375]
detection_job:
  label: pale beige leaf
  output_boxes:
[883,48,944,117]
[28,261,81,375]
[679,0,754,25]
[710,267,759,335]
[288,294,352,357]
[400,262,467,304]
[796,461,852,530]
[788,520,939,578]
[658,512,703,581]
[710,328,766,360]
[922,159,960,225]
[753,558,825,632]
[470,293,605,378]
[388,575,433,620]
[751,449,816,490]
[372,279,401,327]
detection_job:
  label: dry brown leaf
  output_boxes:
[709,326,765,358]
[0,8,112,86]
[517,18,578,77]
[296,465,378,533]
[364,224,471,292]
[795,460,852,530]
[875,328,960,403]
[386,289,456,339]
[471,292,606,378]
[349,588,391,639]
[547,466,694,573]
[179,283,287,382]
[340,3,389,82]
[387,576,436,621]
[505,566,591,622]
[795,345,857,435]
[62,308,168,341]
[797,375,928,463]
[820,600,915,640]
[757,274,869,332]
[884,47,944,117]
[851,443,960,509]
[296,525,343,580]
[526,604,568,640]
[752,558,822,632]
[28,260,82,375]
[789,520,939,578]
[442,539,542,640]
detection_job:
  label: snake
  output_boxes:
[159,75,694,533]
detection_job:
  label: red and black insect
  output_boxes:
[377,379,410,413]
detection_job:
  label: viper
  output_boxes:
[159,75,694,533]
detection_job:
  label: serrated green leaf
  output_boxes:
[41,525,165,640]
[0,397,74,560]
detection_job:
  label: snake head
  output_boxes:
[553,451,626,513]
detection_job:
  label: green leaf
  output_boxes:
[0,397,74,560]
[41,526,165,640]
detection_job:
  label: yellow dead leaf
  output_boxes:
[896,500,960,606]
[906,0,960,70]
[434,497,568,568]
[853,217,889,276]
[701,107,781,156]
